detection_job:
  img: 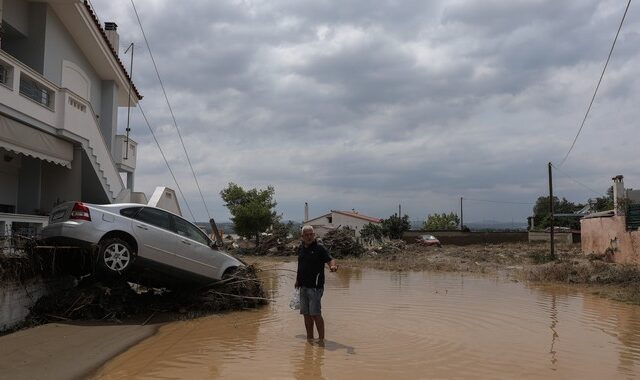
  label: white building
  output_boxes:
[305,210,382,237]
[0,0,142,235]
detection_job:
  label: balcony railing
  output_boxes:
[19,74,55,109]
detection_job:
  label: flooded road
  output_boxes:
[92,260,640,379]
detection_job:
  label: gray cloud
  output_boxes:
[93,0,640,224]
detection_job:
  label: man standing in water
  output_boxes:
[295,225,338,342]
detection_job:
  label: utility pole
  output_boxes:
[460,197,464,231]
[124,42,134,159]
[548,162,555,259]
[399,204,402,218]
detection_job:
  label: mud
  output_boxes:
[90,261,640,379]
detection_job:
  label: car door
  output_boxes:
[171,215,222,279]
[129,207,178,264]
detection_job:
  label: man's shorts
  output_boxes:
[299,287,324,316]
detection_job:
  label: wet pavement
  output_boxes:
[91,260,640,379]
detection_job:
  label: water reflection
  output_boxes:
[293,340,325,379]
[93,261,640,379]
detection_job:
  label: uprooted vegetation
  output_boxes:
[1,236,269,331]
[25,265,268,326]
[522,257,640,304]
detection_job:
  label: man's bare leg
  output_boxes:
[313,315,325,341]
[304,315,315,340]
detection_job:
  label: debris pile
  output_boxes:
[364,240,407,256]
[254,235,296,256]
[321,229,364,258]
[26,265,268,325]
[0,235,55,284]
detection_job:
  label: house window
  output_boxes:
[0,61,13,87]
[327,216,332,223]
[19,74,54,109]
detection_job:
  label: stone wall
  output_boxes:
[581,216,640,264]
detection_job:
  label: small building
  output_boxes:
[305,210,381,237]
[581,175,640,264]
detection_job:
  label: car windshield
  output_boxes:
[422,235,435,240]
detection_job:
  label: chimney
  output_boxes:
[104,22,120,56]
[612,175,625,215]
[304,202,309,222]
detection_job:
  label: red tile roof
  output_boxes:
[83,0,142,100]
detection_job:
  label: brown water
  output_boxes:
[92,260,640,379]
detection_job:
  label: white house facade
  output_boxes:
[0,0,141,235]
[305,210,382,237]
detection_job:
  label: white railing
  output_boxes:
[0,50,125,201]
[0,212,49,239]
[59,89,124,199]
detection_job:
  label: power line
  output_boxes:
[558,0,631,167]
[550,163,606,198]
[138,103,196,222]
[130,0,212,220]
[463,198,533,205]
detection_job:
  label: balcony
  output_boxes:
[0,50,125,201]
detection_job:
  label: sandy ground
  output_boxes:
[0,322,157,380]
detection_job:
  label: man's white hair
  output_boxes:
[301,225,314,233]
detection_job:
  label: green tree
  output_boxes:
[220,183,277,243]
[381,214,410,239]
[592,186,614,212]
[423,212,460,230]
[360,222,384,241]
[532,196,584,230]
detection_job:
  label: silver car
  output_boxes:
[42,202,244,286]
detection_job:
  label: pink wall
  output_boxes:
[581,216,640,264]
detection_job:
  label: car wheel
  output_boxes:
[98,238,135,274]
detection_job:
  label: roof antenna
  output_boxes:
[124,42,134,159]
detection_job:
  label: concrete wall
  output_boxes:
[2,0,29,36]
[0,150,19,210]
[0,276,74,332]
[17,155,42,214]
[528,231,580,244]
[43,5,102,113]
[2,2,46,74]
[403,230,529,245]
[331,213,378,237]
[40,148,82,213]
[581,216,640,264]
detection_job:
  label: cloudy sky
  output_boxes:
[92,0,640,225]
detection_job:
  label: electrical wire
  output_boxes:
[558,0,631,167]
[138,103,196,222]
[130,0,212,220]
[463,198,533,205]
[550,163,606,198]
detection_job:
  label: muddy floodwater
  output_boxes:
[92,260,640,379]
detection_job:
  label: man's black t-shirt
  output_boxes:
[296,240,332,288]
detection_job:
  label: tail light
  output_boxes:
[70,202,91,221]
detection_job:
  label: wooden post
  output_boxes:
[209,218,223,248]
[460,197,464,230]
[548,162,555,259]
